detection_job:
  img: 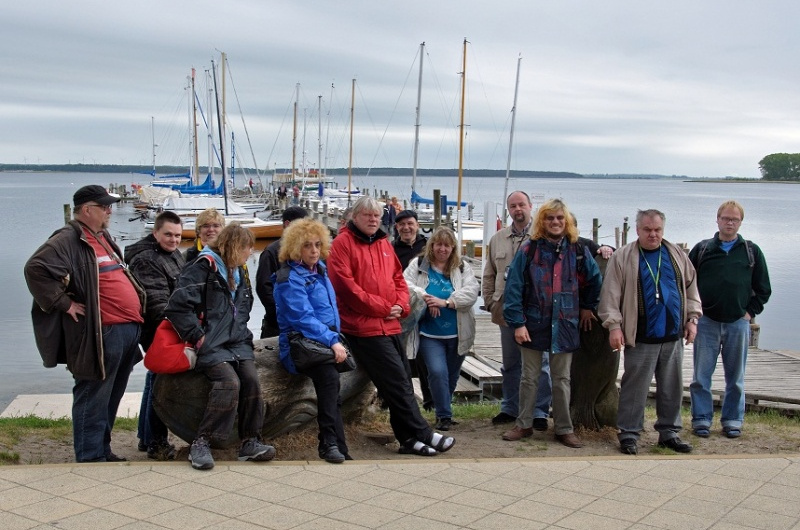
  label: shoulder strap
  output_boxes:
[274,262,292,284]
[697,238,754,269]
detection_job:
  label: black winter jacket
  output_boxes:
[164,254,255,369]
[125,234,185,348]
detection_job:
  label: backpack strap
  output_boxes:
[697,238,754,269]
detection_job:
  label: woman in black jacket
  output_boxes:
[165,223,275,470]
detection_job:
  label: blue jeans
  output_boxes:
[690,316,750,430]
[419,336,464,420]
[73,323,141,462]
[136,372,168,446]
[499,326,551,419]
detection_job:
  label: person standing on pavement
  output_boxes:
[599,209,702,455]
[501,199,602,449]
[255,206,308,338]
[327,196,455,456]
[688,200,771,439]
[25,185,145,462]
[125,210,185,460]
[482,191,552,431]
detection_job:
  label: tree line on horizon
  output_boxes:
[759,153,800,181]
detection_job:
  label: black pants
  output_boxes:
[344,333,432,444]
[302,363,349,455]
[196,359,264,443]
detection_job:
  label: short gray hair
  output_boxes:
[636,209,666,227]
[351,196,382,217]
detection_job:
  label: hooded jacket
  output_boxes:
[164,252,254,369]
[24,220,146,380]
[327,222,410,337]
[273,260,341,374]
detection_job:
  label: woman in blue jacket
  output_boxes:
[274,218,350,463]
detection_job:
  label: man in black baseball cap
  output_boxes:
[73,185,121,208]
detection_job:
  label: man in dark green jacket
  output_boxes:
[688,200,771,439]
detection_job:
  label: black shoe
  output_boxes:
[658,437,693,453]
[619,439,638,455]
[147,440,177,461]
[491,412,516,425]
[435,417,452,431]
[320,444,346,464]
[533,418,548,431]
[106,452,127,462]
[137,440,147,452]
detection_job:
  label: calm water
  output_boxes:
[1,172,797,408]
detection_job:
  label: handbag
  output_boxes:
[144,319,197,374]
[287,331,356,373]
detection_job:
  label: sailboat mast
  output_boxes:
[191,68,200,185]
[212,58,228,215]
[150,116,156,176]
[502,54,522,226]
[412,42,425,203]
[347,78,355,206]
[457,38,467,216]
[292,83,298,183]
[456,38,468,247]
[318,95,322,182]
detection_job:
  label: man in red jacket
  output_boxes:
[327,196,455,457]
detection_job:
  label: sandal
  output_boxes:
[723,427,742,438]
[428,432,455,453]
[693,427,710,438]
[398,440,437,456]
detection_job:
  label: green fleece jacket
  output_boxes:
[688,233,771,323]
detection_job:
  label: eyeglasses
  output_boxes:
[88,204,112,212]
[719,216,741,224]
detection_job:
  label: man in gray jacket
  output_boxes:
[25,185,145,462]
[482,190,551,430]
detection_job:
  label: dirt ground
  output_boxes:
[11,413,800,466]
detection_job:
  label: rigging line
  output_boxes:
[223,56,260,178]
[264,88,298,172]
[365,46,421,177]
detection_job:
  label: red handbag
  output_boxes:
[144,320,197,374]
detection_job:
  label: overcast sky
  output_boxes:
[3,1,799,178]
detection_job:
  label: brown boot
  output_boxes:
[555,432,584,448]
[502,426,533,441]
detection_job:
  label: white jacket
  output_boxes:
[403,256,479,357]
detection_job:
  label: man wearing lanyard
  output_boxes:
[482,191,552,431]
[25,185,145,462]
[599,209,701,455]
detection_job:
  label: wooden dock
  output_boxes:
[458,314,800,413]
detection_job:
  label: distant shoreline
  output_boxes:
[0,164,776,181]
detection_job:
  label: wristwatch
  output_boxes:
[445,299,452,309]
[687,317,699,324]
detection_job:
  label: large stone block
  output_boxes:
[153,337,375,448]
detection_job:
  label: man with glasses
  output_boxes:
[25,185,145,462]
[501,198,602,448]
[688,201,771,439]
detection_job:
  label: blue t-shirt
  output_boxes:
[419,268,457,338]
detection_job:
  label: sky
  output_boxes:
[3,1,800,178]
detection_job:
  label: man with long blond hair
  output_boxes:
[502,198,602,449]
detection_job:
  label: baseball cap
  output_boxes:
[73,185,121,207]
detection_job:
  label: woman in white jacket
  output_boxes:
[404,226,479,430]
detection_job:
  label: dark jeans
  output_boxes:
[196,359,264,443]
[302,363,348,455]
[137,371,169,445]
[344,333,432,444]
[72,322,141,462]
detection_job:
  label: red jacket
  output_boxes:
[328,223,410,337]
